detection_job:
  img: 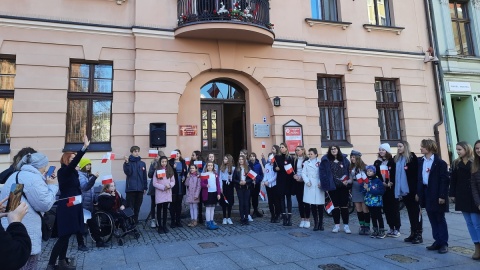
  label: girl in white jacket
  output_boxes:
[263,154,281,223]
[302,148,325,231]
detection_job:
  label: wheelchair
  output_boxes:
[88,186,140,246]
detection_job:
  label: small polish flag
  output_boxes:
[262,142,266,149]
[101,152,115,163]
[380,165,390,180]
[102,175,113,185]
[156,169,166,179]
[223,195,229,205]
[184,157,191,166]
[170,151,178,159]
[284,164,293,174]
[67,195,82,207]
[200,173,209,181]
[340,175,349,183]
[326,200,334,214]
[194,161,203,168]
[356,172,368,184]
[247,170,257,179]
[148,150,158,158]
[269,154,275,163]
[259,190,266,201]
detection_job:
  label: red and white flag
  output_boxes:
[223,195,229,205]
[67,195,82,207]
[247,170,257,179]
[148,150,158,158]
[326,200,334,214]
[200,173,209,181]
[340,175,349,183]
[102,175,113,185]
[101,152,115,163]
[380,165,390,180]
[356,172,368,184]
[262,142,266,149]
[184,157,191,166]
[170,151,178,159]
[268,154,275,163]
[259,190,266,201]
[284,164,293,174]
[156,169,166,179]
[194,161,203,169]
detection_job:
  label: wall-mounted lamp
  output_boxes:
[273,96,281,107]
[116,0,126,5]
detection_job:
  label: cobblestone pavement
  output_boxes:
[37,205,480,269]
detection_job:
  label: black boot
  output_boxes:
[412,230,423,244]
[273,214,280,223]
[286,213,292,226]
[318,207,324,231]
[282,213,287,226]
[404,228,415,242]
[253,209,263,218]
[312,207,319,231]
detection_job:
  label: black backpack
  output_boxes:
[0,165,15,184]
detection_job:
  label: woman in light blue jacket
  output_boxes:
[0,153,58,270]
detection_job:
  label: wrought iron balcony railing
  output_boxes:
[177,0,272,30]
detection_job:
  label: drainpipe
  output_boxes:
[424,0,446,159]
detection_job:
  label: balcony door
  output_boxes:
[200,80,246,165]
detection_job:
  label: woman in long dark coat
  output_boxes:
[47,135,90,269]
[275,143,295,226]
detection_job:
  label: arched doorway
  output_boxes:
[200,80,246,161]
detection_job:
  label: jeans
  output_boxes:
[48,234,72,265]
[250,182,261,211]
[463,212,480,243]
[126,191,144,223]
[236,187,250,220]
[403,192,422,232]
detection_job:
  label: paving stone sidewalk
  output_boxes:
[38,206,480,269]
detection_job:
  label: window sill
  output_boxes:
[380,140,402,146]
[321,141,353,148]
[363,24,404,35]
[305,18,352,30]
[63,143,112,152]
[0,144,11,154]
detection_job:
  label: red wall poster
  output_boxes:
[284,126,303,154]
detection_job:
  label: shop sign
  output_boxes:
[179,125,198,136]
[283,120,303,154]
[449,81,471,92]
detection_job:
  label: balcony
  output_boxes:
[175,0,274,44]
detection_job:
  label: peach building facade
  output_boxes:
[0,0,447,179]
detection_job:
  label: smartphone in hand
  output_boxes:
[6,183,24,212]
[46,166,56,178]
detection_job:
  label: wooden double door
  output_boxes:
[201,102,246,163]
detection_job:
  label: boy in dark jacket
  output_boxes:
[123,146,148,223]
[248,152,264,218]
[362,165,386,239]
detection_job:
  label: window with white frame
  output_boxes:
[0,58,15,147]
[367,0,391,26]
[450,1,474,56]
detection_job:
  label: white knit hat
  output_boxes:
[379,143,391,153]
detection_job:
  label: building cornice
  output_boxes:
[273,39,424,60]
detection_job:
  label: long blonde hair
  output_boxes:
[220,154,234,174]
[453,141,473,169]
[394,141,413,163]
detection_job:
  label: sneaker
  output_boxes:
[370,228,379,238]
[359,227,365,235]
[227,218,233,225]
[377,229,387,239]
[299,220,305,228]
[332,224,340,233]
[248,215,254,222]
[386,229,394,237]
[150,219,157,228]
[222,218,228,225]
[391,230,401,238]
[364,227,371,236]
[304,221,311,229]
[344,225,351,234]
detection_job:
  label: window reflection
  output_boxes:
[200,81,245,100]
